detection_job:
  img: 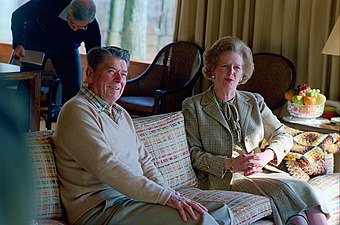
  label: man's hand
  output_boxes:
[13,45,25,59]
[166,191,208,222]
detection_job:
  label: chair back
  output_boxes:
[157,42,202,90]
[119,41,203,116]
[131,41,202,96]
[238,53,296,110]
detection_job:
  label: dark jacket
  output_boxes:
[11,0,101,53]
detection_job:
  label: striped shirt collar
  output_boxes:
[79,86,122,123]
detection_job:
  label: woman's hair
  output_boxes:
[87,46,130,71]
[69,0,96,22]
[202,36,254,85]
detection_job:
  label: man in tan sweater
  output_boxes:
[52,46,233,225]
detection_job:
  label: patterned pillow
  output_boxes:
[281,126,340,181]
[133,111,198,189]
[179,187,272,225]
[24,130,63,219]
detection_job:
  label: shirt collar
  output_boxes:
[59,5,69,21]
[212,89,235,107]
[79,86,122,123]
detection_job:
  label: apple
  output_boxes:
[292,95,304,105]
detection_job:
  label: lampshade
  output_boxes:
[322,16,340,56]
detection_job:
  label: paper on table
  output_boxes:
[282,116,330,125]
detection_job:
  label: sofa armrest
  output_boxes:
[334,151,340,172]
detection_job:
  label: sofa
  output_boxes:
[26,111,339,225]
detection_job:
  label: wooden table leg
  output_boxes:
[29,71,41,131]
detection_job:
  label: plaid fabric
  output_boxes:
[133,112,198,189]
[308,173,340,225]
[308,173,340,201]
[24,130,63,219]
[251,220,275,225]
[80,86,122,123]
[34,219,67,225]
[328,196,340,225]
[24,112,338,224]
[179,187,272,225]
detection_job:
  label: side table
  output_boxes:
[281,116,340,134]
[0,62,41,131]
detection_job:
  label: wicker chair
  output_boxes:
[118,41,203,116]
[238,53,296,110]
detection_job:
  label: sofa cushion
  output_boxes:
[327,196,340,225]
[133,111,198,189]
[25,130,63,219]
[33,219,67,225]
[179,187,272,225]
[308,173,340,225]
[308,173,340,201]
[251,220,275,225]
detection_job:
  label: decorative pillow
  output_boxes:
[133,111,198,189]
[24,130,63,219]
[179,187,272,225]
[281,126,340,181]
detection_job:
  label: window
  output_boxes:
[0,0,177,63]
[94,0,177,62]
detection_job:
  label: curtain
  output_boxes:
[174,0,339,101]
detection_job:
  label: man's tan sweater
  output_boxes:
[52,93,173,224]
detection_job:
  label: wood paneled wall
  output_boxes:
[0,42,149,82]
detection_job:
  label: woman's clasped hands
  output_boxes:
[226,149,275,176]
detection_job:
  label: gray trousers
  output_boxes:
[75,198,233,225]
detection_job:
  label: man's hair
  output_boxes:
[69,0,96,22]
[87,46,130,70]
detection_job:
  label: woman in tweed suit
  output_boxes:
[182,36,329,225]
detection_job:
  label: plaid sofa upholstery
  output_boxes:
[24,112,339,225]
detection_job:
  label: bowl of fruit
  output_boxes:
[285,84,326,119]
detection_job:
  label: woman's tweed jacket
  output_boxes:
[182,86,293,190]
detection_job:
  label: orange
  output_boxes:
[284,90,295,101]
[303,96,317,105]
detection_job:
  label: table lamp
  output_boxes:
[322,16,340,56]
